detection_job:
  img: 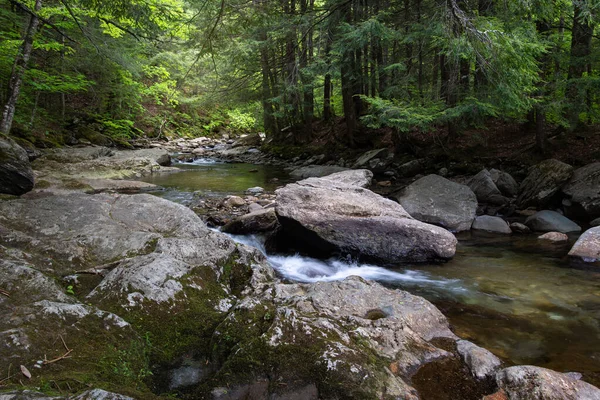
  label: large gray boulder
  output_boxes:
[289,164,348,180]
[568,226,600,265]
[562,162,600,220]
[518,159,573,208]
[0,136,34,195]
[468,169,508,205]
[394,174,478,232]
[495,366,600,399]
[276,171,457,263]
[525,210,582,233]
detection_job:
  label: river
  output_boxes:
[142,157,600,386]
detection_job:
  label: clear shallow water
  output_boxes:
[140,158,292,203]
[147,160,600,385]
[228,232,600,385]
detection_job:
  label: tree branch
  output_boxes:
[9,0,78,43]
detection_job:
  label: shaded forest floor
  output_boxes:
[297,118,600,178]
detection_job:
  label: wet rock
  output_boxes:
[510,222,531,233]
[471,216,512,234]
[495,365,600,400]
[289,164,348,179]
[568,226,600,265]
[561,162,600,220]
[490,169,519,197]
[456,340,502,380]
[525,210,581,233]
[221,208,280,234]
[538,232,569,242]
[276,171,457,263]
[468,169,508,205]
[592,217,600,227]
[517,159,573,209]
[0,136,34,195]
[394,174,477,232]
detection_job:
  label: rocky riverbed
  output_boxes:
[2,136,600,399]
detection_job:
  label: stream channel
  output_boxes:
[142,157,600,386]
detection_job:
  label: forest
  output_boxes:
[1,0,599,156]
[3,1,600,400]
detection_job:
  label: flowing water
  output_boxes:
[146,158,600,385]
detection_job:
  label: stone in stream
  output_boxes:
[495,366,600,400]
[568,226,600,266]
[525,210,581,233]
[276,170,457,263]
[456,340,502,380]
[0,136,34,195]
[561,162,600,221]
[538,232,569,242]
[472,215,512,234]
[517,159,574,209]
[592,217,600,227]
[394,174,478,232]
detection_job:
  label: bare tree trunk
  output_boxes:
[1,0,43,135]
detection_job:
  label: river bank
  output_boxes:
[1,137,600,399]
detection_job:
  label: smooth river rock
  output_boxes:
[395,174,477,232]
[525,210,581,233]
[0,136,34,195]
[472,215,512,234]
[276,170,458,263]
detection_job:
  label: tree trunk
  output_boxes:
[0,0,43,135]
[567,1,593,128]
